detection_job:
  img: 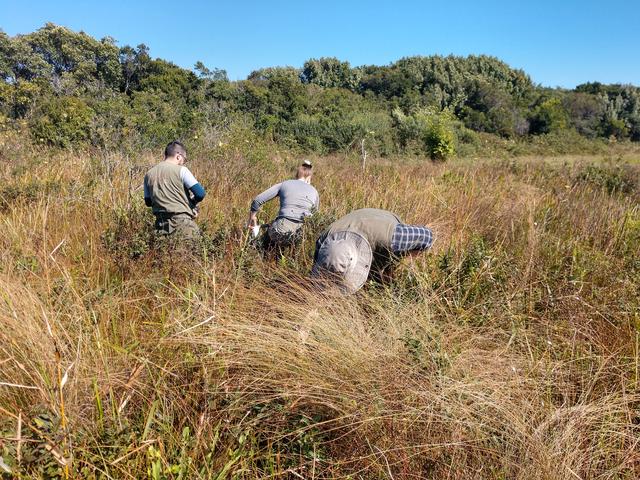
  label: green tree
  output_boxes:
[529,98,569,134]
[247,66,299,82]
[300,57,360,90]
[20,23,122,93]
[361,55,534,111]
[563,92,605,138]
[462,80,527,137]
[194,61,228,82]
[239,72,308,139]
[120,44,150,93]
[576,83,640,140]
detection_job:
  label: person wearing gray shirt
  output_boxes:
[248,160,319,249]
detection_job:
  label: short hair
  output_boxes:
[296,165,313,179]
[164,141,186,158]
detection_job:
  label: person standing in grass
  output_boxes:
[311,208,434,294]
[144,141,206,239]
[248,159,319,250]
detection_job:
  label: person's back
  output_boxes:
[144,141,205,239]
[145,161,195,217]
[321,208,401,252]
[248,160,319,250]
[272,178,319,221]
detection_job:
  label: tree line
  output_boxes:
[1,23,639,158]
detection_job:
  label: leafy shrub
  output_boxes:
[529,98,569,135]
[0,412,65,478]
[0,80,44,118]
[394,107,456,160]
[562,92,605,138]
[217,117,275,169]
[102,199,236,267]
[89,94,134,149]
[129,90,185,148]
[286,111,382,154]
[0,179,62,211]
[197,221,233,260]
[423,112,456,160]
[101,200,156,260]
[576,163,636,194]
[601,117,629,139]
[29,96,94,147]
[527,129,607,155]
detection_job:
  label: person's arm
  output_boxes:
[313,229,329,263]
[143,175,152,207]
[180,167,206,204]
[189,182,206,203]
[248,183,281,227]
[390,224,434,255]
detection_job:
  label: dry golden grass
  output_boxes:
[0,134,639,478]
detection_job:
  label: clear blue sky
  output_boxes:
[2,0,639,87]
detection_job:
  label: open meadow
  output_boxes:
[1,134,639,479]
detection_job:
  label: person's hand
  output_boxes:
[247,212,258,229]
[192,206,199,218]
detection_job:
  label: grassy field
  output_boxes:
[0,134,639,479]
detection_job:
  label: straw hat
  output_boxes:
[311,231,372,294]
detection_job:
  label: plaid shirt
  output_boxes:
[390,224,434,254]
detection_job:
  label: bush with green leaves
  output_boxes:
[393,107,456,160]
[529,97,569,135]
[562,91,606,138]
[576,163,637,194]
[423,111,456,160]
[29,96,94,147]
[0,178,62,211]
[101,200,156,261]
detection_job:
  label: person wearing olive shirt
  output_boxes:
[143,141,206,239]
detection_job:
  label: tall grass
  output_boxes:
[0,134,639,478]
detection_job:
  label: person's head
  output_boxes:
[164,141,187,165]
[296,160,313,183]
[311,231,372,294]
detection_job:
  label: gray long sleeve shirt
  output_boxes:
[251,179,319,221]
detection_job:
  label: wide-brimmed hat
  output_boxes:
[311,231,372,294]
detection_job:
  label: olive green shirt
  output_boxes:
[319,208,401,252]
[144,161,195,217]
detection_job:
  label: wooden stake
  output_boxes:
[361,138,367,171]
[16,411,22,465]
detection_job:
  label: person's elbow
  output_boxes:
[190,183,206,203]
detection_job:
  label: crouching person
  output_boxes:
[311,208,434,294]
[248,160,319,252]
[144,141,206,240]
